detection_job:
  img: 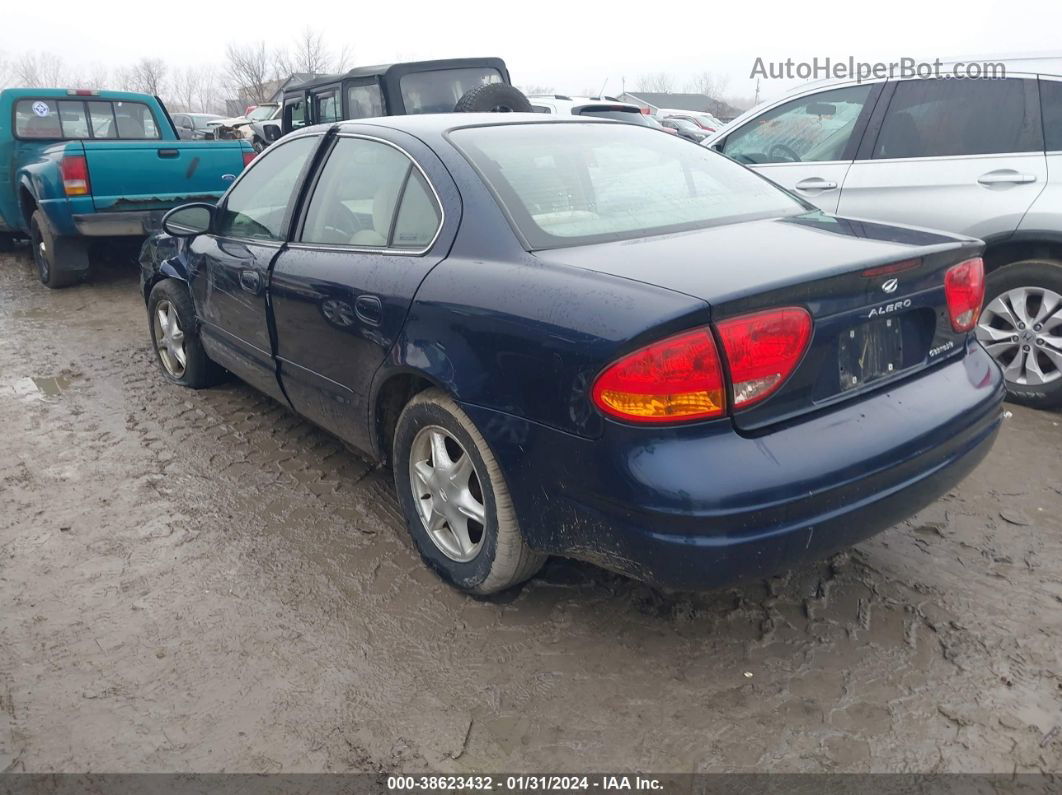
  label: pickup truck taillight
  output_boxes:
[242,151,256,168]
[60,155,90,196]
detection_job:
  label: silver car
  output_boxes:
[705,56,1062,408]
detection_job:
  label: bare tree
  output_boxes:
[276,28,351,77]
[0,53,11,89]
[686,70,730,98]
[118,58,167,96]
[226,41,276,105]
[12,52,67,87]
[83,62,111,90]
[520,84,555,96]
[635,72,675,93]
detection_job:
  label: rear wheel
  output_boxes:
[30,210,89,289]
[392,389,546,594]
[977,259,1062,408]
[147,280,223,388]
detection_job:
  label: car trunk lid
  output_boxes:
[536,212,984,431]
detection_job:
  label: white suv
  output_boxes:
[705,56,1062,407]
[527,95,657,127]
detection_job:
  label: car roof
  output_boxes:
[286,58,509,93]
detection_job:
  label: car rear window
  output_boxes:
[451,122,805,250]
[15,98,160,139]
[400,67,502,114]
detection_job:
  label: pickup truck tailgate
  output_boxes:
[82,139,247,212]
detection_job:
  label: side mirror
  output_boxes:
[162,202,214,238]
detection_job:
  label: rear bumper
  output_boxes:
[462,341,1005,590]
[73,211,168,237]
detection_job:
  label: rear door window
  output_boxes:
[1041,79,1062,151]
[873,78,1042,159]
[300,137,441,249]
[723,84,875,164]
[345,83,384,119]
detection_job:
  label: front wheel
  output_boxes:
[392,389,546,594]
[976,259,1062,408]
[147,280,223,389]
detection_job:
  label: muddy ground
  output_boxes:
[0,248,1060,775]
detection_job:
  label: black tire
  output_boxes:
[392,389,546,594]
[147,279,223,389]
[979,259,1062,408]
[454,83,532,113]
[30,210,89,289]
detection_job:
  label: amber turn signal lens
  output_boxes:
[591,328,726,423]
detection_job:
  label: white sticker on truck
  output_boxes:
[32,101,50,117]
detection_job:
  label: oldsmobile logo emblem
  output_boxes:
[881,278,899,294]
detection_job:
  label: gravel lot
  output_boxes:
[1,248,1060,775]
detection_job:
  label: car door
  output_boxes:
[189,134,322,401]
[269,130,455,452]
[837,76,1047,240]
[717,82,882,212]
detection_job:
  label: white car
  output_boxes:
[526,95,658,128]
[702,55,1062,407]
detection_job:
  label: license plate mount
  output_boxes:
[838,317,905,392]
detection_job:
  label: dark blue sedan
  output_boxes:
[140,114,1005,594]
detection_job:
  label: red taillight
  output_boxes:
[716,307,813,409]
[60,155,90,196]
[591,328,726,423]
[944,257,985,332]
[242,151,256,168]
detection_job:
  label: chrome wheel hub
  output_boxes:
[408,425,486,562]
[977,286,1062,386]
[153,300,187,378]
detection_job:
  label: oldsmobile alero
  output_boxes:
[139,114,1005,594]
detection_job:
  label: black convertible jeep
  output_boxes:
[250,57,530,147]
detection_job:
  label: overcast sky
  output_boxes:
[3,0,1061,104]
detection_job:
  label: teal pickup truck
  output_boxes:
[0,88,253,287]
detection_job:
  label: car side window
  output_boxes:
[873,78,1042,159]
[345,84,384,119]
[216,136,319,241]
[300,137,441,250]
[723,84,875,164]
[1041,79,1062,152]
[314,92,340,124]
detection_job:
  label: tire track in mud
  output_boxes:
[0,251,1060,773]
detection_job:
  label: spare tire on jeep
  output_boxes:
[454,83,532,113]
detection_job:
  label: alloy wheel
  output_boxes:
[977,286,1062,386]
[153,299,187,378]
[408,425,487,562]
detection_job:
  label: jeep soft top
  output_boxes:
[276,57,524,137]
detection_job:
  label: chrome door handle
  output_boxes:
[978,170,1037,186]
[794,177,839,191]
